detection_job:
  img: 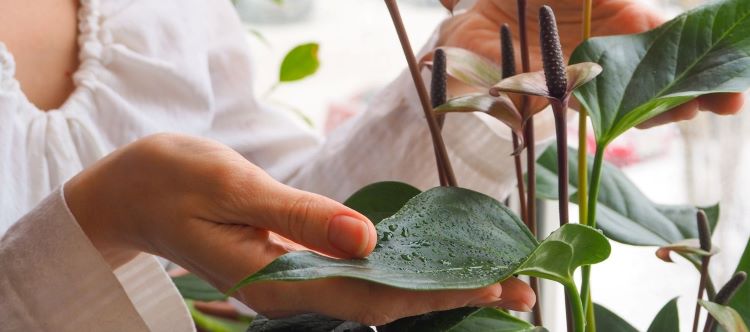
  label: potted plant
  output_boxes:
[189,0,750,331]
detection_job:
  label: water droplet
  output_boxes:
[388,224,398,231]
[401,254,413,261]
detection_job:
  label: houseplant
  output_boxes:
[225,0,750,331]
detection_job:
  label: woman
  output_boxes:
[0,0,742,330]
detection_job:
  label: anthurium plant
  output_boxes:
[225,0,750,331]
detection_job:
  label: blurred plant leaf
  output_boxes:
[655,239,715,263]
[422,47,501,89]
[343,181,421,225]
[570,0,750,145]
[173,274,227,302]
[536,145,719,246]
[279,42,320,82]
[730,238,750,327]
[379,307,547,332]
[700,300,750,332]
[594,304,638,332]
[647,298,679,332]
[186,300,251,332]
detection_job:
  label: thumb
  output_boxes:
[243,180,378,259]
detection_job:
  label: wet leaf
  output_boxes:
[536,145,720,247]
[229,187,537,293]
[379,307,547,332]
[279,43,320,82]
[248,314,372,332]
[700,300,750,332]
[343,181,421,225]
[655,239,715,263]
[489,63,601,100]
[571,0,750,145]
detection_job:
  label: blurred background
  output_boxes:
[224,0,750,330]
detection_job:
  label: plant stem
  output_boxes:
[513,134,529,223]
[552,101,569,226]
[586,145,605,228]
[517,0,542,325]
[580,2,594,330]
[566,283,587,332]
[692,255,712,332]
[384,0,457,187]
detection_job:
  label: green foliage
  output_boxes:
[594,304,638,332]
[379,307,547,332]
[646,298,679,332]
[570,0,750,145]
[700,300,750,332]
[230,186,537,293]
[279,43,320,83]
[186,301,251,332]
[536,145,719,247]
[515,224,610,287]
[730,238,750,327]
[172,273,227,302]
[343,181,421,225]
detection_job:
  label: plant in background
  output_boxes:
[223,0,750,331]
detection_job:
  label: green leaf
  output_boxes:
[515,224,610,286]
[730,238,750,327]
[594,304,638,332]
[229,187,537,293]
[647,298,679,332]
[279,43,320,82]
[700,300,750,332]
[379,307,547,332]
[536,145,720,247]
[186,300,251,332]
[343,181,421,225]
[172,274,227,302]
[571,0,750,145]
[248,314,372,332]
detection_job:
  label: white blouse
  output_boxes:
[0,0,555,330]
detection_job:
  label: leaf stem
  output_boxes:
[566,282,587,332]
[513,134,529,223]
[586,144,605,228]
[580,2,594,330]
[384,0,457,187]
[517,0,542,325]
[693,255,712,332]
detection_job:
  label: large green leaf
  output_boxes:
[536,145,719,247]
[570,0,750,144]
[594,304,638,332]
[343,181,421,225]
[379,307,547,332]
[172,274,227,302]
[730,238,750,327]
[647,298,679,332]
[279,43,320,82]
[230,187,537,292]
[701,300,750,332]
[515,224,610,286]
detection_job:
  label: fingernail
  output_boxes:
[329,215,370,257]
[519,304,533,312]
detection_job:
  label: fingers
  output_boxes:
[698,92,745,115]
[481,277,536,312]
[248,278,505,326]
[636,93,745,129]
[239,180,378,259]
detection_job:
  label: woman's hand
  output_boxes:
[438,0,744,127]
[64,134,535,325]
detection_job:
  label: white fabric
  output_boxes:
[0,0,556,330]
